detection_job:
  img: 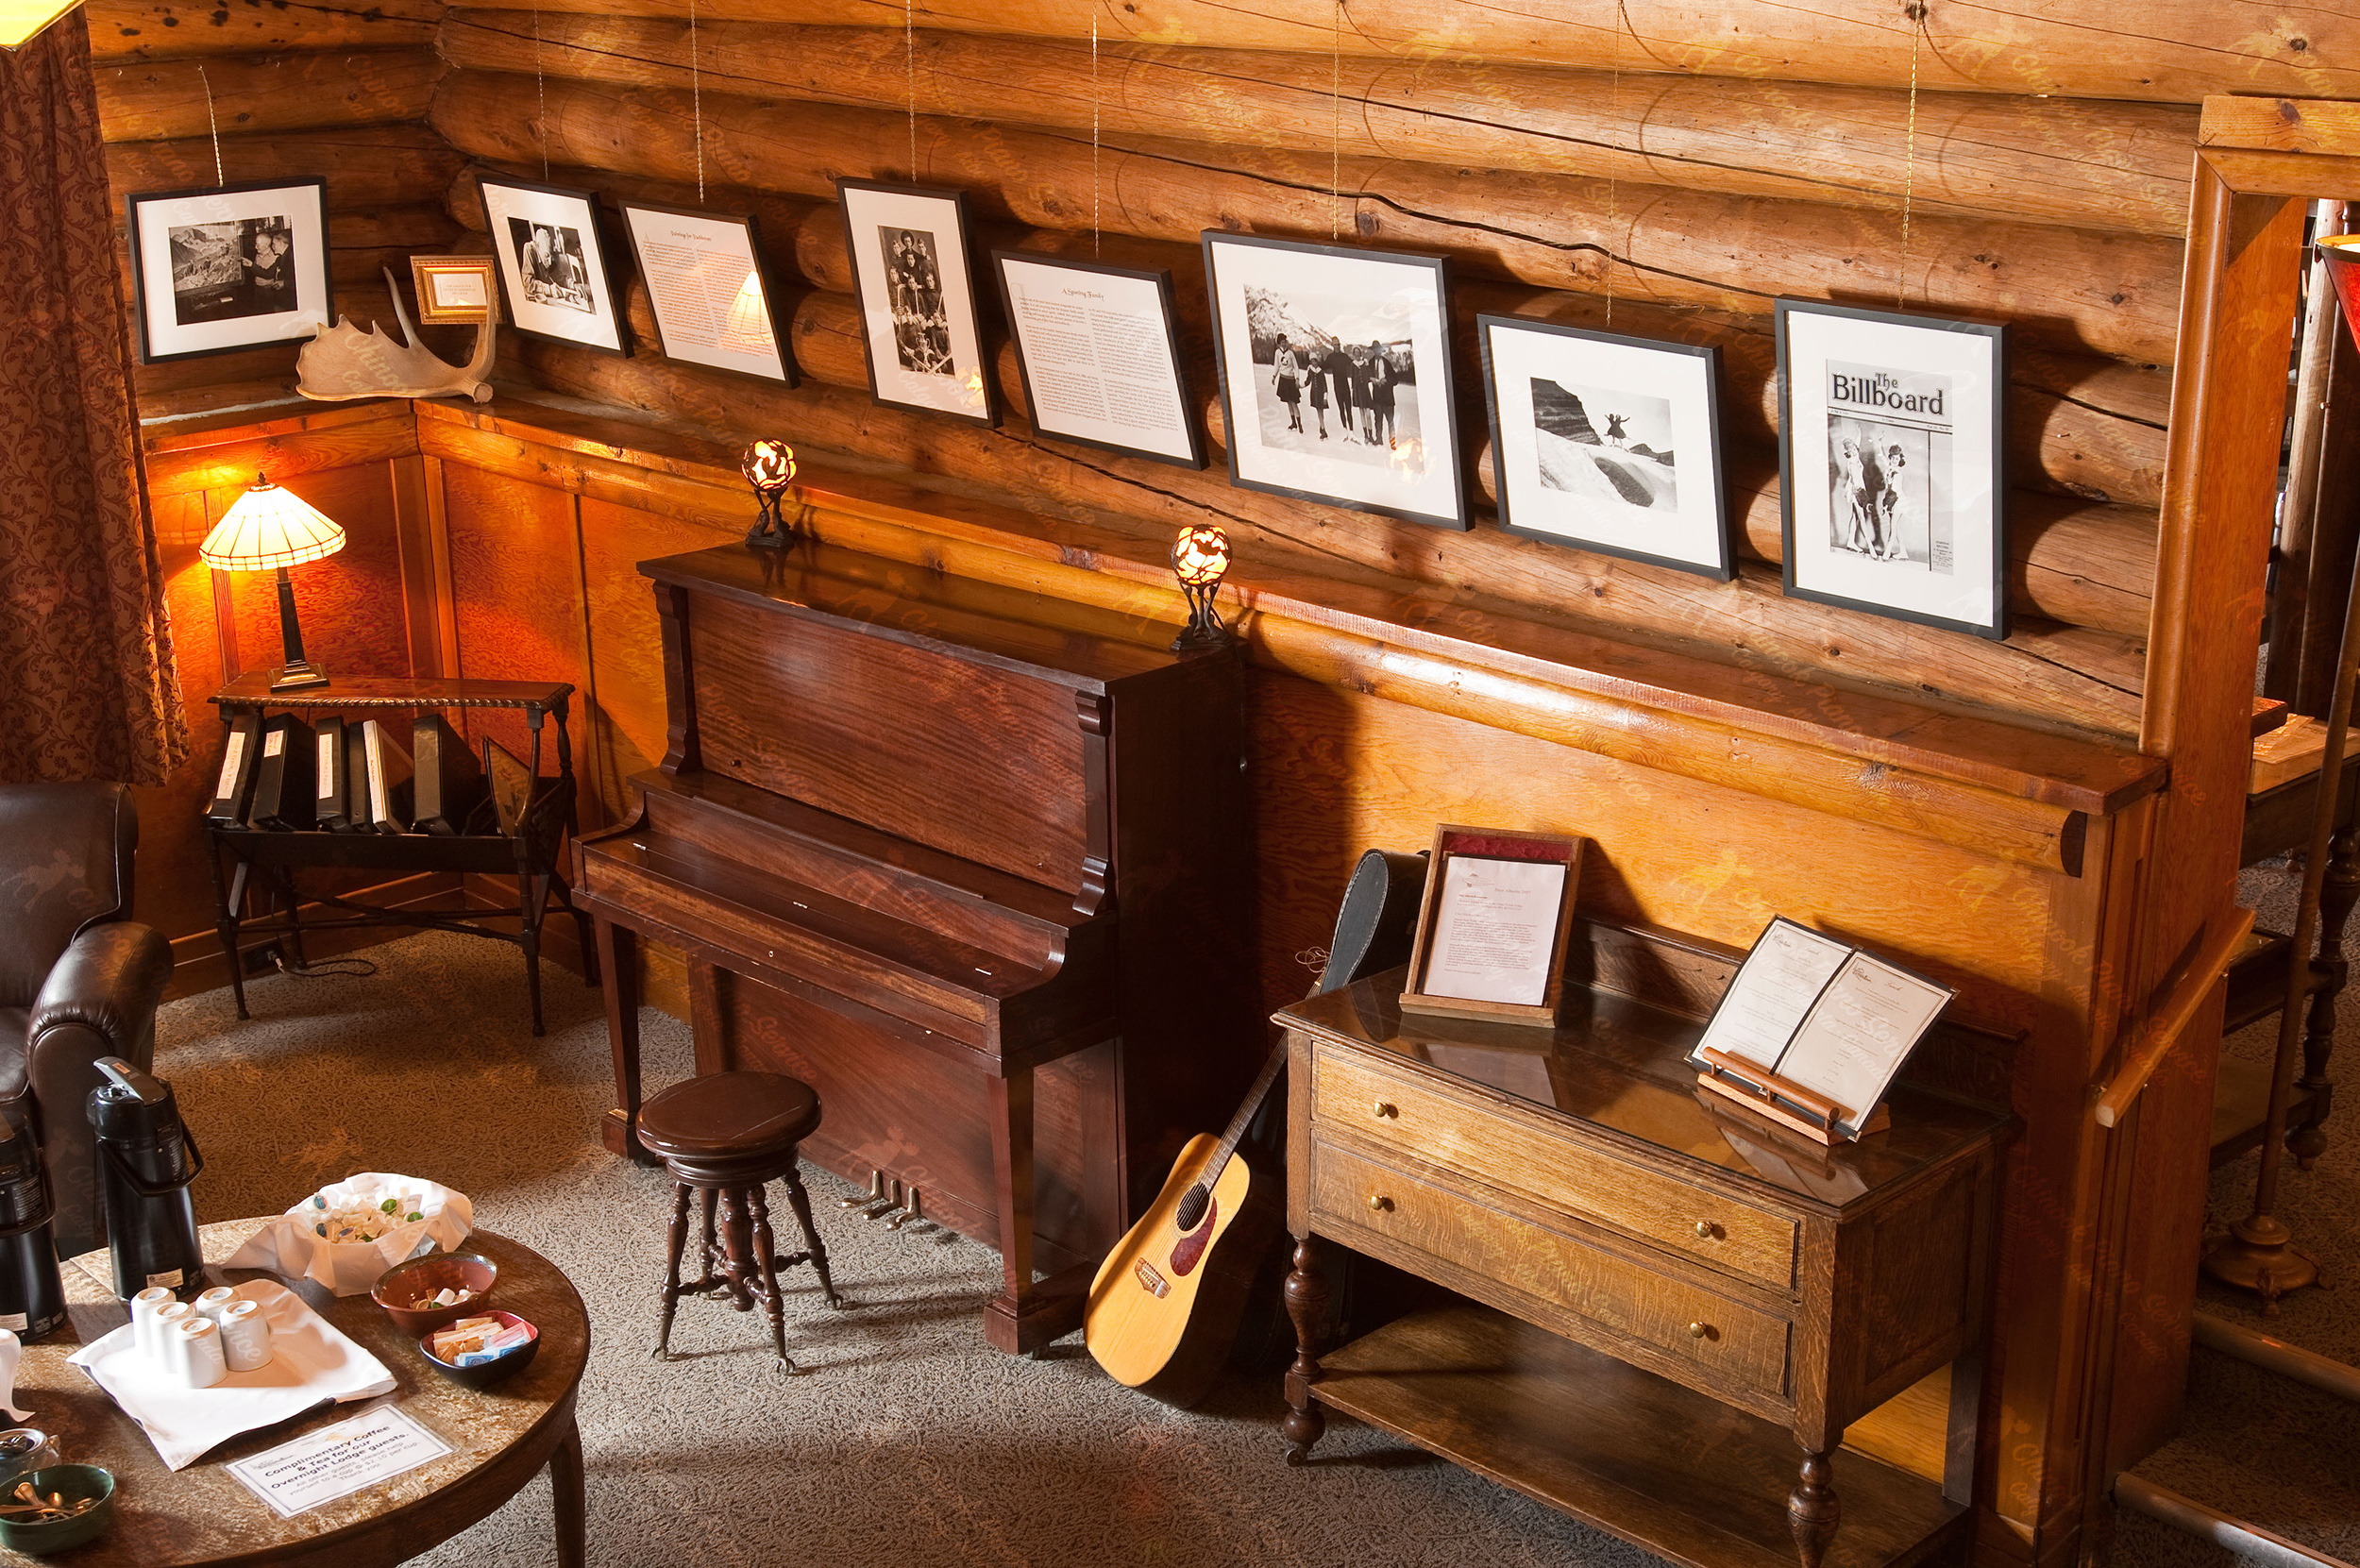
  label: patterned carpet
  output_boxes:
[151,913,2359,1568]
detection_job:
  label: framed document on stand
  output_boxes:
[1398,824,1583,1027]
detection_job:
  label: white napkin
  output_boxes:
[0,1329,28,1423]
[68,1280,396,1471]
[222,1173,474,1297]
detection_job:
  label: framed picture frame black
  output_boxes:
[1775,298,2009,641]
[475,171,631,357]
[616,200,797,385]
[990,249,1205,469]
[836,177,996,427]
[125,177,333,364]
[1477,314,1731,580]
[1200,230,1467,531]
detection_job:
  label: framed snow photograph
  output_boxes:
[992,250,1203,468]
[1201,232,1466,531]
[476,173,628,355]
[1777,299,2008,640]
[126,177,332,363]
[838,178,995,426]
[618,201,795,385]
[1478,315,1730,579]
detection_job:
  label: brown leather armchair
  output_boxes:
[0,784,175,1259]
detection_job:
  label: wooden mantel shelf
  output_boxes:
[142,390,2166,875]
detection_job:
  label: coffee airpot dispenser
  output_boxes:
[87,1058,205,1299]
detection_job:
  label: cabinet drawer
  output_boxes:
[1312,1138,1793,1401]
[1314,1045,1797,1290]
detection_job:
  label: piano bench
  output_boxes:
[640,1072,845,1370]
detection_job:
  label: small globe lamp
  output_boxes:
[741,439,798,549]
[1170,524,1236,651]
[198,475,346,691]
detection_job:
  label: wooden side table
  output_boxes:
[1273,940,2012,1568]
[24,1221,590,1567]
[204,674,597,1035]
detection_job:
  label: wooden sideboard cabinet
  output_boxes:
[1276,927,2013,1568]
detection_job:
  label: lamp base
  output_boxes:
[269,663,330,692]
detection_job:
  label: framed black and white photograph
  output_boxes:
[991,251,1203,468]
[476,173,628,355]
[1478,315,1730,579]
[618,201,795,385]
[126,178,331,363]
[1202,232,1465,531]
[837,179,994,426]
[1777,299,2008,640]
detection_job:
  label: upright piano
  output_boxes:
[573,542,1256,1352]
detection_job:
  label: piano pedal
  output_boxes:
[868,1179,908,1224]
[840,1171,885,1210]
[885,1189,923,1232]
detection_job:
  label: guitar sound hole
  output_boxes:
[1175,1184,1210,1232]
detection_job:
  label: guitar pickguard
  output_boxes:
[1167,1194,1220,1276]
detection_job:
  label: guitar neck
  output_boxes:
[1198,1040,1288,1193]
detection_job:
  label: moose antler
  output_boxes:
[298,266,497,403]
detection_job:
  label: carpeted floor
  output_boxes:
[155,931,1667,1568]
[153,912,2360,1568]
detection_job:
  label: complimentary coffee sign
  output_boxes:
[227,1407,452,1518]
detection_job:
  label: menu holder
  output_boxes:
[1398,824,1584,1028]
[1685,916,1953,1144]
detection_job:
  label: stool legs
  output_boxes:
[652,1160,839,1366]
[745,1185,794,1372]
[780,1165,841,1307]
[655,1183,693,1359]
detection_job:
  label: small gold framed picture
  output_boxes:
[409,255,498,325]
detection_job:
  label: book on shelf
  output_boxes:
[245,714,317,831]
[412,715,488,835]
[359,718,415,835]
[204,713,262,827]
[313,715,351,832]
[482,738,535,837]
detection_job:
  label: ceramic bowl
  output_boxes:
[372,1252,498,1336]
[0,1465,116,1555]
[417,1310,538,1390]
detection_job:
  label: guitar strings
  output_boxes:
[196,63,224,185]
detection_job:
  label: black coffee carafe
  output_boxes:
[87,1058,205,1300]
[0,1117,65,1340]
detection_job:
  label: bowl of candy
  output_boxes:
[0,1465,115,1555]
[418,1311,538,1391]
[223,1174,473,1297]
[372,1252,499,1336]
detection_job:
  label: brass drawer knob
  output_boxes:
[1367,1193,1393,1212]
[1694,1221,1715,1239]
[1373,1101,1398,1119]
[1687,1321,1711,1340]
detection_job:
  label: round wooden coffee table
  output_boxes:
[3,1220,588,1566]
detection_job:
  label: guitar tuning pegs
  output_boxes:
[841,1171,885,1210]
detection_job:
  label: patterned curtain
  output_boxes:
[0,12,188,786]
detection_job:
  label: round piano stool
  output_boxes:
[635,1071,845,1372]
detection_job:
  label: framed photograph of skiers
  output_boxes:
[126,177,332,363]
[1478,315,1730,580]
[476,173,628,355]
[838,178,996,426]
[1201,232,1466,531]
[1777,299,2008,640]
[991,250,1203,468]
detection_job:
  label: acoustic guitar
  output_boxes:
[1085,1042,1289,1408]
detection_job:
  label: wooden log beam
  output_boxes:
[474,0,2358,105]
[88,0,441,62]
[508,333,2149,737]
[436,10,2197,235]
[109,125,463,211]
[141,399,421,495]
[429,69,2183,364]
[729,280,2152,635]
[442,160,822,271]
[96,47,444,143]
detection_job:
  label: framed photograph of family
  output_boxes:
[618,202,796,385]
[1477,315,1730,579]
[991,251,1202,468]
[126,177,332,363]
[1201,232,1466,531]
[1777,299,2009,640]
[837,179,995,426]
[475,173,629,356]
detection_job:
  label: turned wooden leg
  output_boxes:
[1789,1449,1841,1568]
[779,1163,842,1307]
[1282,1234,1329,1466]
[744,1183,793,1372]
[716,1186,757,1311]
[654,1182,692,1358]
[697,1187,722,1290]
[594,918,649,1161]
[548,1416,586,1568]
[2293,826,2357,1169]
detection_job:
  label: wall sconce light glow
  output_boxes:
[0,0,82,51]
